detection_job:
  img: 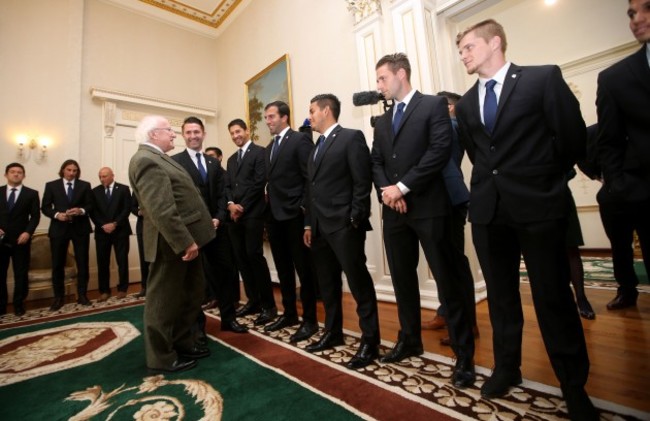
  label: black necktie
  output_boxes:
[66,182,73,202]
[483,79,498,134]
[313,135,325,161]
[270,135,281,162]
[392,102,405,134]
[7,188,17,211]
[237,149,243,164]
[196,152,208,183]
[105,187,111,202]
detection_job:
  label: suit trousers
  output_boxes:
[144,238,204,369]
[0,242,31,313]
[311,225,379,345]
[266,214,317,322]
[228,217,275,310]
[383,213,475,356]
[95,234,130,293]
[472,212,589,388]
[50,234,89,297]
[598,197,650,294]
[136,232,149,290]
[201,231,237,321]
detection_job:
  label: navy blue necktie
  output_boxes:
[483,79,498,134]
[105,187,112,202]
[270,135,281,162]
[313,135,325,161]
[196,152,208,183]
[392,102,405,134]
[237,149,243,164]
[7,188,16,211]
[66,182,73,202]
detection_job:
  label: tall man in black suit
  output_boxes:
[41,159,93,311]
[302,94,380,370]
[129,115,215,373]
[596,0,649,311]
[225,119,277,326]
[0,163,40,316]
[454,20,596,418]
[91,167,132,301]
[172,116,247,334]
[263,101,318,342]
[371,54,475,388]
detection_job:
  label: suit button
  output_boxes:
[492,169,498,175]
[393,173,398,178]
[490,146,496,152]
[392,154,397,158]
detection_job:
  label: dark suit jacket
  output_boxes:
[455,64,586,224]
[306,125,372,235]
[41,178,93,237]
[597,45,650,202]
[265,128,313,221]
[172,149,227,221]
[225,143,267,220]
[0,185,40,244]
[442,118,470,206]
[371,91,452,220]
[90,182,133,238]
[128,144,215,262]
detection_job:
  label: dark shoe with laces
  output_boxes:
[290,321,319,343]
[480,368,522,398]
[379,341,423,363]
[264,315,299,332]
[305,331,344,352]
[346,343,378,370]
[451,357,476,388]
[49,297,64,311]
[221,319,248,333]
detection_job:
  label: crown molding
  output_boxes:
[90,87,216,117]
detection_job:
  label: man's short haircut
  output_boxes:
[265,101,291,123]
[437,91,462,106]
[205,146,222,157]
[456,19,508,53]
[182,116,205,131]
[375,53,412,82]
[135,115,165,144]
[310,94,341,121]
[5,162,25,175]
[228,118,248,131]
[58,159,81,179]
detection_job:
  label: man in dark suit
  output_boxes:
[172,116,247,334]
[302,93,380,370]
[596,0,649,311]
[90,167,132,301]
[371,54,475,388]
[0,163,40,316]
[41,159,93,311]
[225,119,277,326]
[129,115,215,373]
[455,19,596,418]
[263,101,318,342]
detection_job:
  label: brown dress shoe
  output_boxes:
[422,314,446,330]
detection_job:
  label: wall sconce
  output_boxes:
[17,134,49,162]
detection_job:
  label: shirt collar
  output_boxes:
[240,139,252,154]
[479,62,511,87]
[396,88,416,111]
[321,123,340,139]
[62,178,75,187]
[276,126,290,140]
[143,142,164,154]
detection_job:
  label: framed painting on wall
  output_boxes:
[245,54,293,144]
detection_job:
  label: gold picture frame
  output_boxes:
[245,54,293,145]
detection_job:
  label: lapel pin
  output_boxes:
[512,74,517,78]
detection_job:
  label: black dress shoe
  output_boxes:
[606,292,638,310]
[236,301,261,317]
[480,369,522,398]
[562,386,599,421]
[149,358,197,373]
[264,315,299,332]
[178,346,211,360]
[136,289,146,298]
[305,331,344,352]
[451,358,476,388]
[77,295,91,306]
[379,341,423,363]
[14,307,26,317]
[577,297,596,320]
[254,307,278,326]
[221,319,248,333]
[346,343,378,370]
[290,321,319,343]
[49,298,64,311]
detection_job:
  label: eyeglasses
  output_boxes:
[153,127,174,132]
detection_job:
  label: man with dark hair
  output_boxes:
[263,100,318,342]
[205,146,223,162]
[596,0,649,311]
[371,53,476,389]
[455,19,595,418]
[172,116,246,334]
[1,163,40,316]
[225,119,277,325]
[41,159,93,310]
[91,167,132,301]
[303,93,380,370]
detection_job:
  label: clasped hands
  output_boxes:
[228,203,244,222]
[56,207,84,222]
[381,185,407,214]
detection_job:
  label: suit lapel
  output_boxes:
[495,64,523,133]
[312,126,340,176]
[393,91,423,139]
[270,129,291,172]
[629,46,650,94]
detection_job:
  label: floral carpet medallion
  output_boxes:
[66,374,224,421]
[0,321,139,386]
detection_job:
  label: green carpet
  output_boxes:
[0,305,362,420]
[520,257,648,285]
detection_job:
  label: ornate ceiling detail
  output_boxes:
[345,0,382,24]
[138,0,242,28]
